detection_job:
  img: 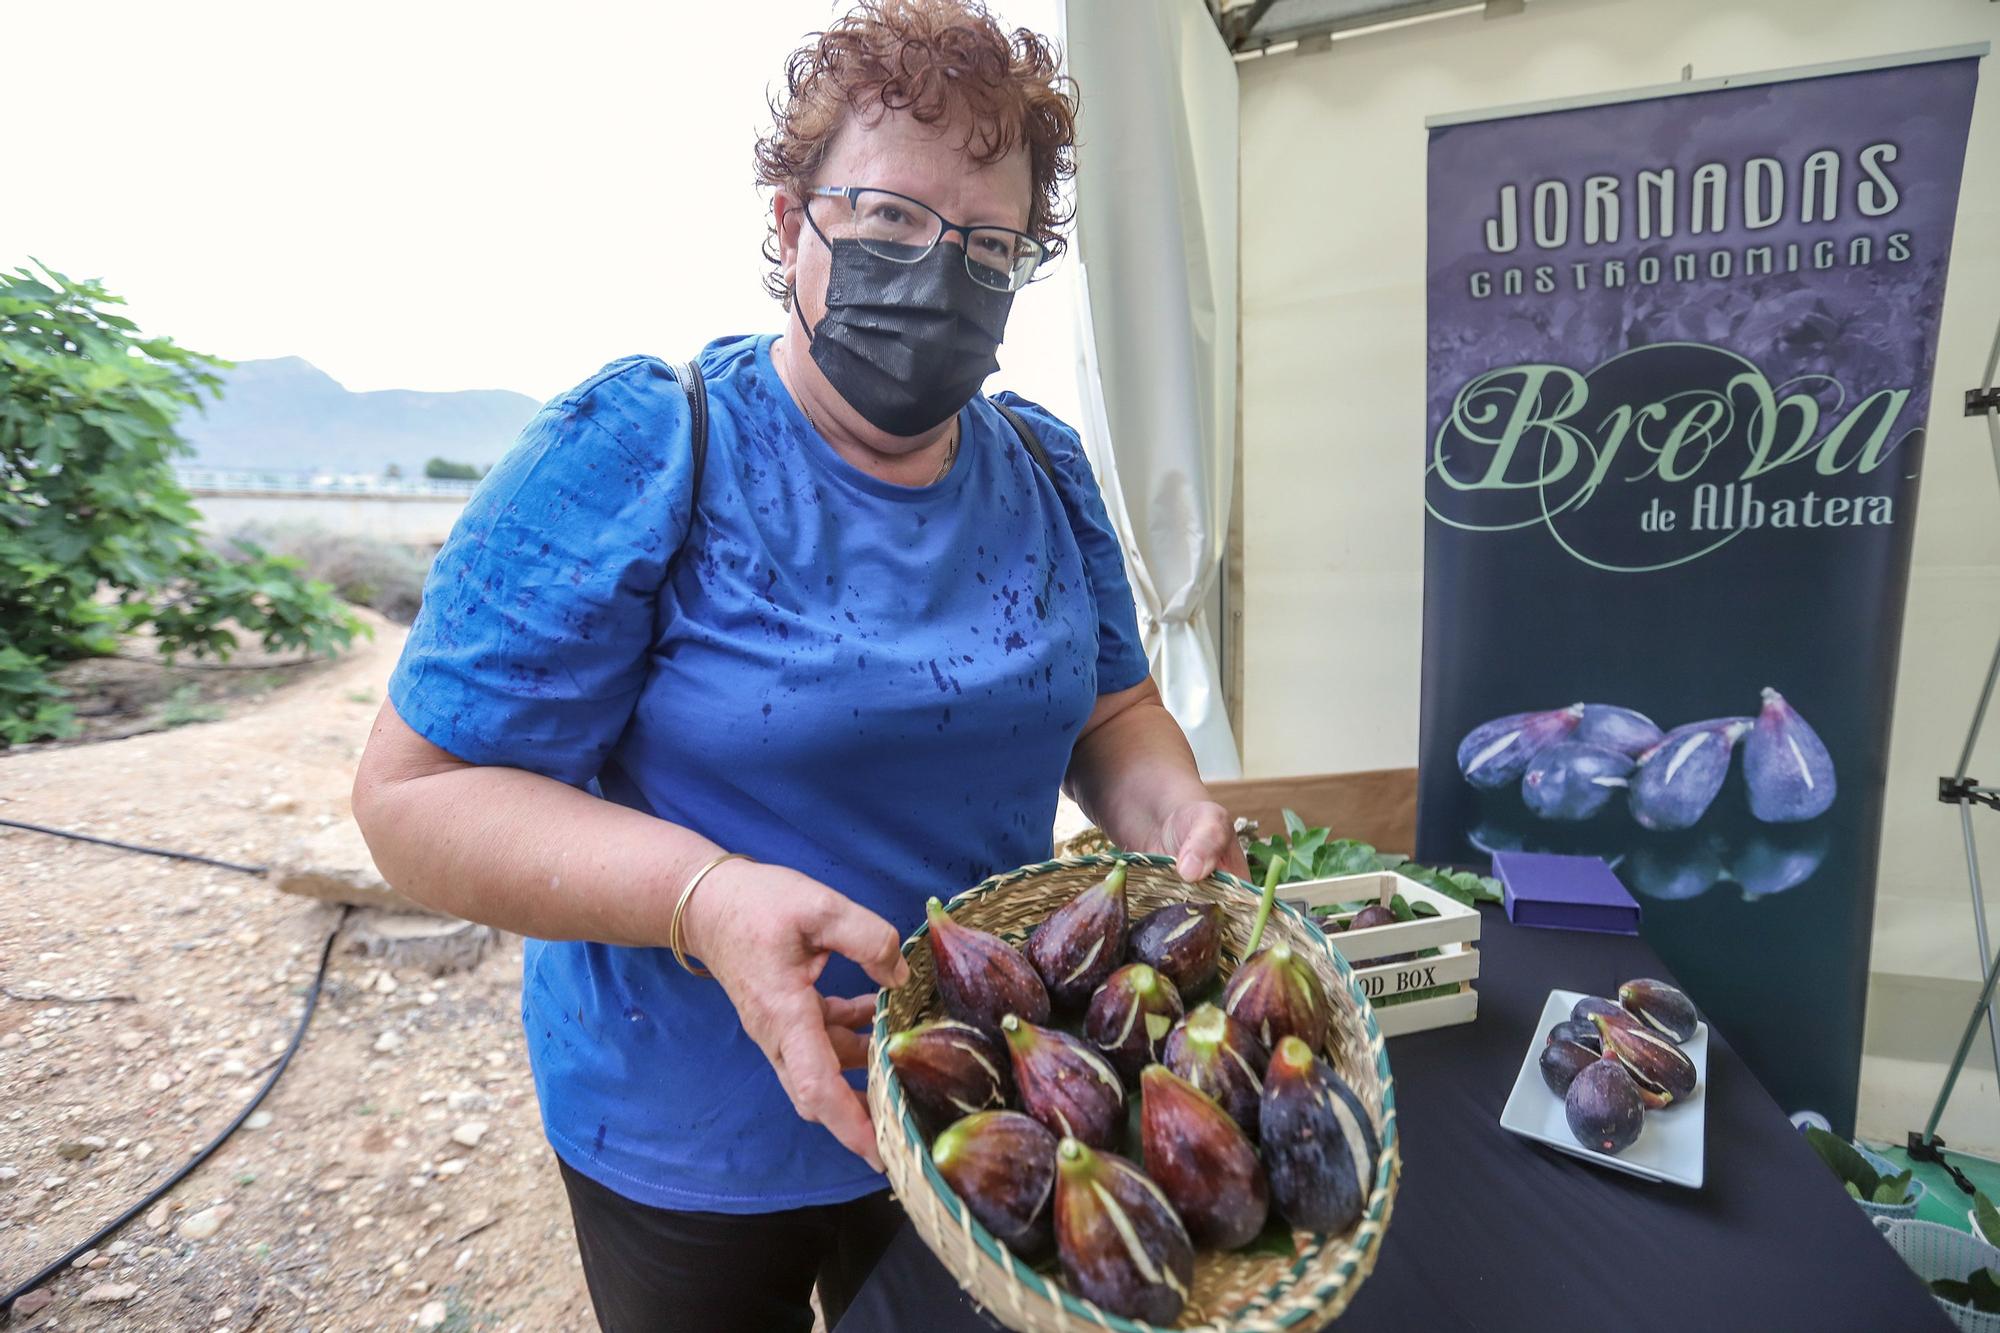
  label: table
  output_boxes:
[835,906,1955,1333]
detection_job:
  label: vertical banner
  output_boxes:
[1418,51,1982,1133]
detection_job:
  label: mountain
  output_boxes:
[175,356,543,476]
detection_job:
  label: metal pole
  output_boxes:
[1922,896,2000,1143]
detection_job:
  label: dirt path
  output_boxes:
[0,615,593,1331]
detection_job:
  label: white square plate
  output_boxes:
[1498,988,1709,1188]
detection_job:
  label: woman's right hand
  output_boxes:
[680,858,910,1171]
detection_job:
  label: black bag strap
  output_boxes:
[664,359,709,503]
[991,399,1057,487]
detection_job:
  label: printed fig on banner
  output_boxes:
[1628,718,1752,832]
[1743,687,1837,823]
[1456,704,1585,789]
[1520,741,1634,821]
[1573,704,1666,758]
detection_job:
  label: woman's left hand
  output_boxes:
[1157,800,1250,883]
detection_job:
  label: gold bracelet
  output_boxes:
[670,851,749,978]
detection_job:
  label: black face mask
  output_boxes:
[796,239,1015,437]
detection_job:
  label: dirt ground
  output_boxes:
[1,613,595,1331]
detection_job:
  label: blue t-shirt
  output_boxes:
[387,332,1148,1213]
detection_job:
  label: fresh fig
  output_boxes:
[1163,1003,1268,1137]
[1546,1018,1601,1052]
[1260,1036,1378,1233]
[1348,903,1397,932]
[1128,901,1224,998]
[1743,687,1836,822]
[1001,1014,1125,1150]
[885,1019,1011,1128]
[1540,1039,1597,1096]
[1592,1012,1697,1108]
[1565,1053,1645,1154]
[1052,1138,1193,1324]
[1570,996,1629,1028]
[1617,978,1699,1044]
[926,898,1049,1034]
[930,1110,1057,1258]
[1457,704,1585,789]
[1521,742,1634,821]
[1083,963,1183,1084]
[1628,718,1752,831]
[1574,703,1665,757]
[1222,941,1329,1052]
[1139,1065,1270,1249]
[1026,864,1129,1010]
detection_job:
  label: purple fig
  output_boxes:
[1565,1053,1645,1154]
[1052,1138,1193,1324]
[1260,1036,1379,1234]
[1570,996,1629,1028]
[1026,864,1129,1010]
[1163,1003,1268,1137]
[931,1110,1057,1258]
[1591,1012,1698,1108]
[1083,963,1184,1085]
[1743,687,1836,822]
[926,898,1049,1035]
[1001,1014,1125,1150]
[1628,718,1752,831]
[1349,903,1396,932]
[1540,1039,1597,1096]
[1127,901,1223,999]
[1521,742,1634,821]
[1617,978,1699,1044]
[1457,704,1584,789]
[1574,703,1665,757]
[1546,1019,1601,1052]
[885,1019,1011,1128]
[1222,941,1329,1052]
[1139,1064,1269,1249]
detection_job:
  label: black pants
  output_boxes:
[558,1158,903,1333]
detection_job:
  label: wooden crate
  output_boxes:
[1276,870,1480,1037]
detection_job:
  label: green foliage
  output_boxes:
[1930,1267,2000,1314]
[1801,1127,1913,1205]
[1975,1189,2000,1246]
[1244,809,1504,907]
[0,261,363,743]
[423,456,484,481]
[160,683,223,728]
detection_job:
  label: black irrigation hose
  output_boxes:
[0,818,269,878]
[0,822,348,1319]
[0,904,352,1320]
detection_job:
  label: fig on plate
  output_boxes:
[1260,1037,1379,1233]
[1574,703,1665,757]
[1139,1065,1269,1249]
[1001,1014,1125,1150]
[926,898,1049,1034]
[1592,1012,1698,1108]
[1521,742,1634,822]
[1222,941,1329,1052]
[885,1018,1010,1128]
[1083,963,1183,1085]
[1618,978,1699,1044]
[1540,1039,1597,1096]
[1546,1018,1601,1052]
[930,1110,1057,1257]
[1570,996,1629,1028]
[1052,1138,1194,1325]
[1565,1054,1645,1154]
[1026,864,1129,1010]
[1128,901,1224,999]
[1163,1003,1268,1137]
[1743,687,1837,822]
[1457,704,1585,789]
[1628,718,1753,831]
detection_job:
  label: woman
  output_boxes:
[352,3,1245,1328]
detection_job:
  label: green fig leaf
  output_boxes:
[1412,900,1442,918]
[1388,894,1416,922]
[1843,1181,1863,1200]
[1973,1190,2000,1246]
[1233,1212,1298,1259]
[1872,1169,1913,1205]
[1969,1269,2000,1313]
[1282,808,1309,841]
[1803,1126,1880,1196]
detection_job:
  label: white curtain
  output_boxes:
[1059,0,1241,778]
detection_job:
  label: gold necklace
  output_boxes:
[802,401,959,485]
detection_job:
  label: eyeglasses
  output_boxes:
[802,186,1045,293]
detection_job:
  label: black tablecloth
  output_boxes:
[835,906,1952,1333]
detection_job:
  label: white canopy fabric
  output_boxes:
[1060,0,1242,778]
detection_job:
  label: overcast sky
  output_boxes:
[3,0,1080,422]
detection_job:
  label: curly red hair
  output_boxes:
[753,0,1079,304]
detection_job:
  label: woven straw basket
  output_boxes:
[868,851,1401,1332]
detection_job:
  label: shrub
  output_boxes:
[217,522,429,624]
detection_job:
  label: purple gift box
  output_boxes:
[1492,851,1642,935]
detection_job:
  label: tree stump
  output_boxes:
[345,910,497,975]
